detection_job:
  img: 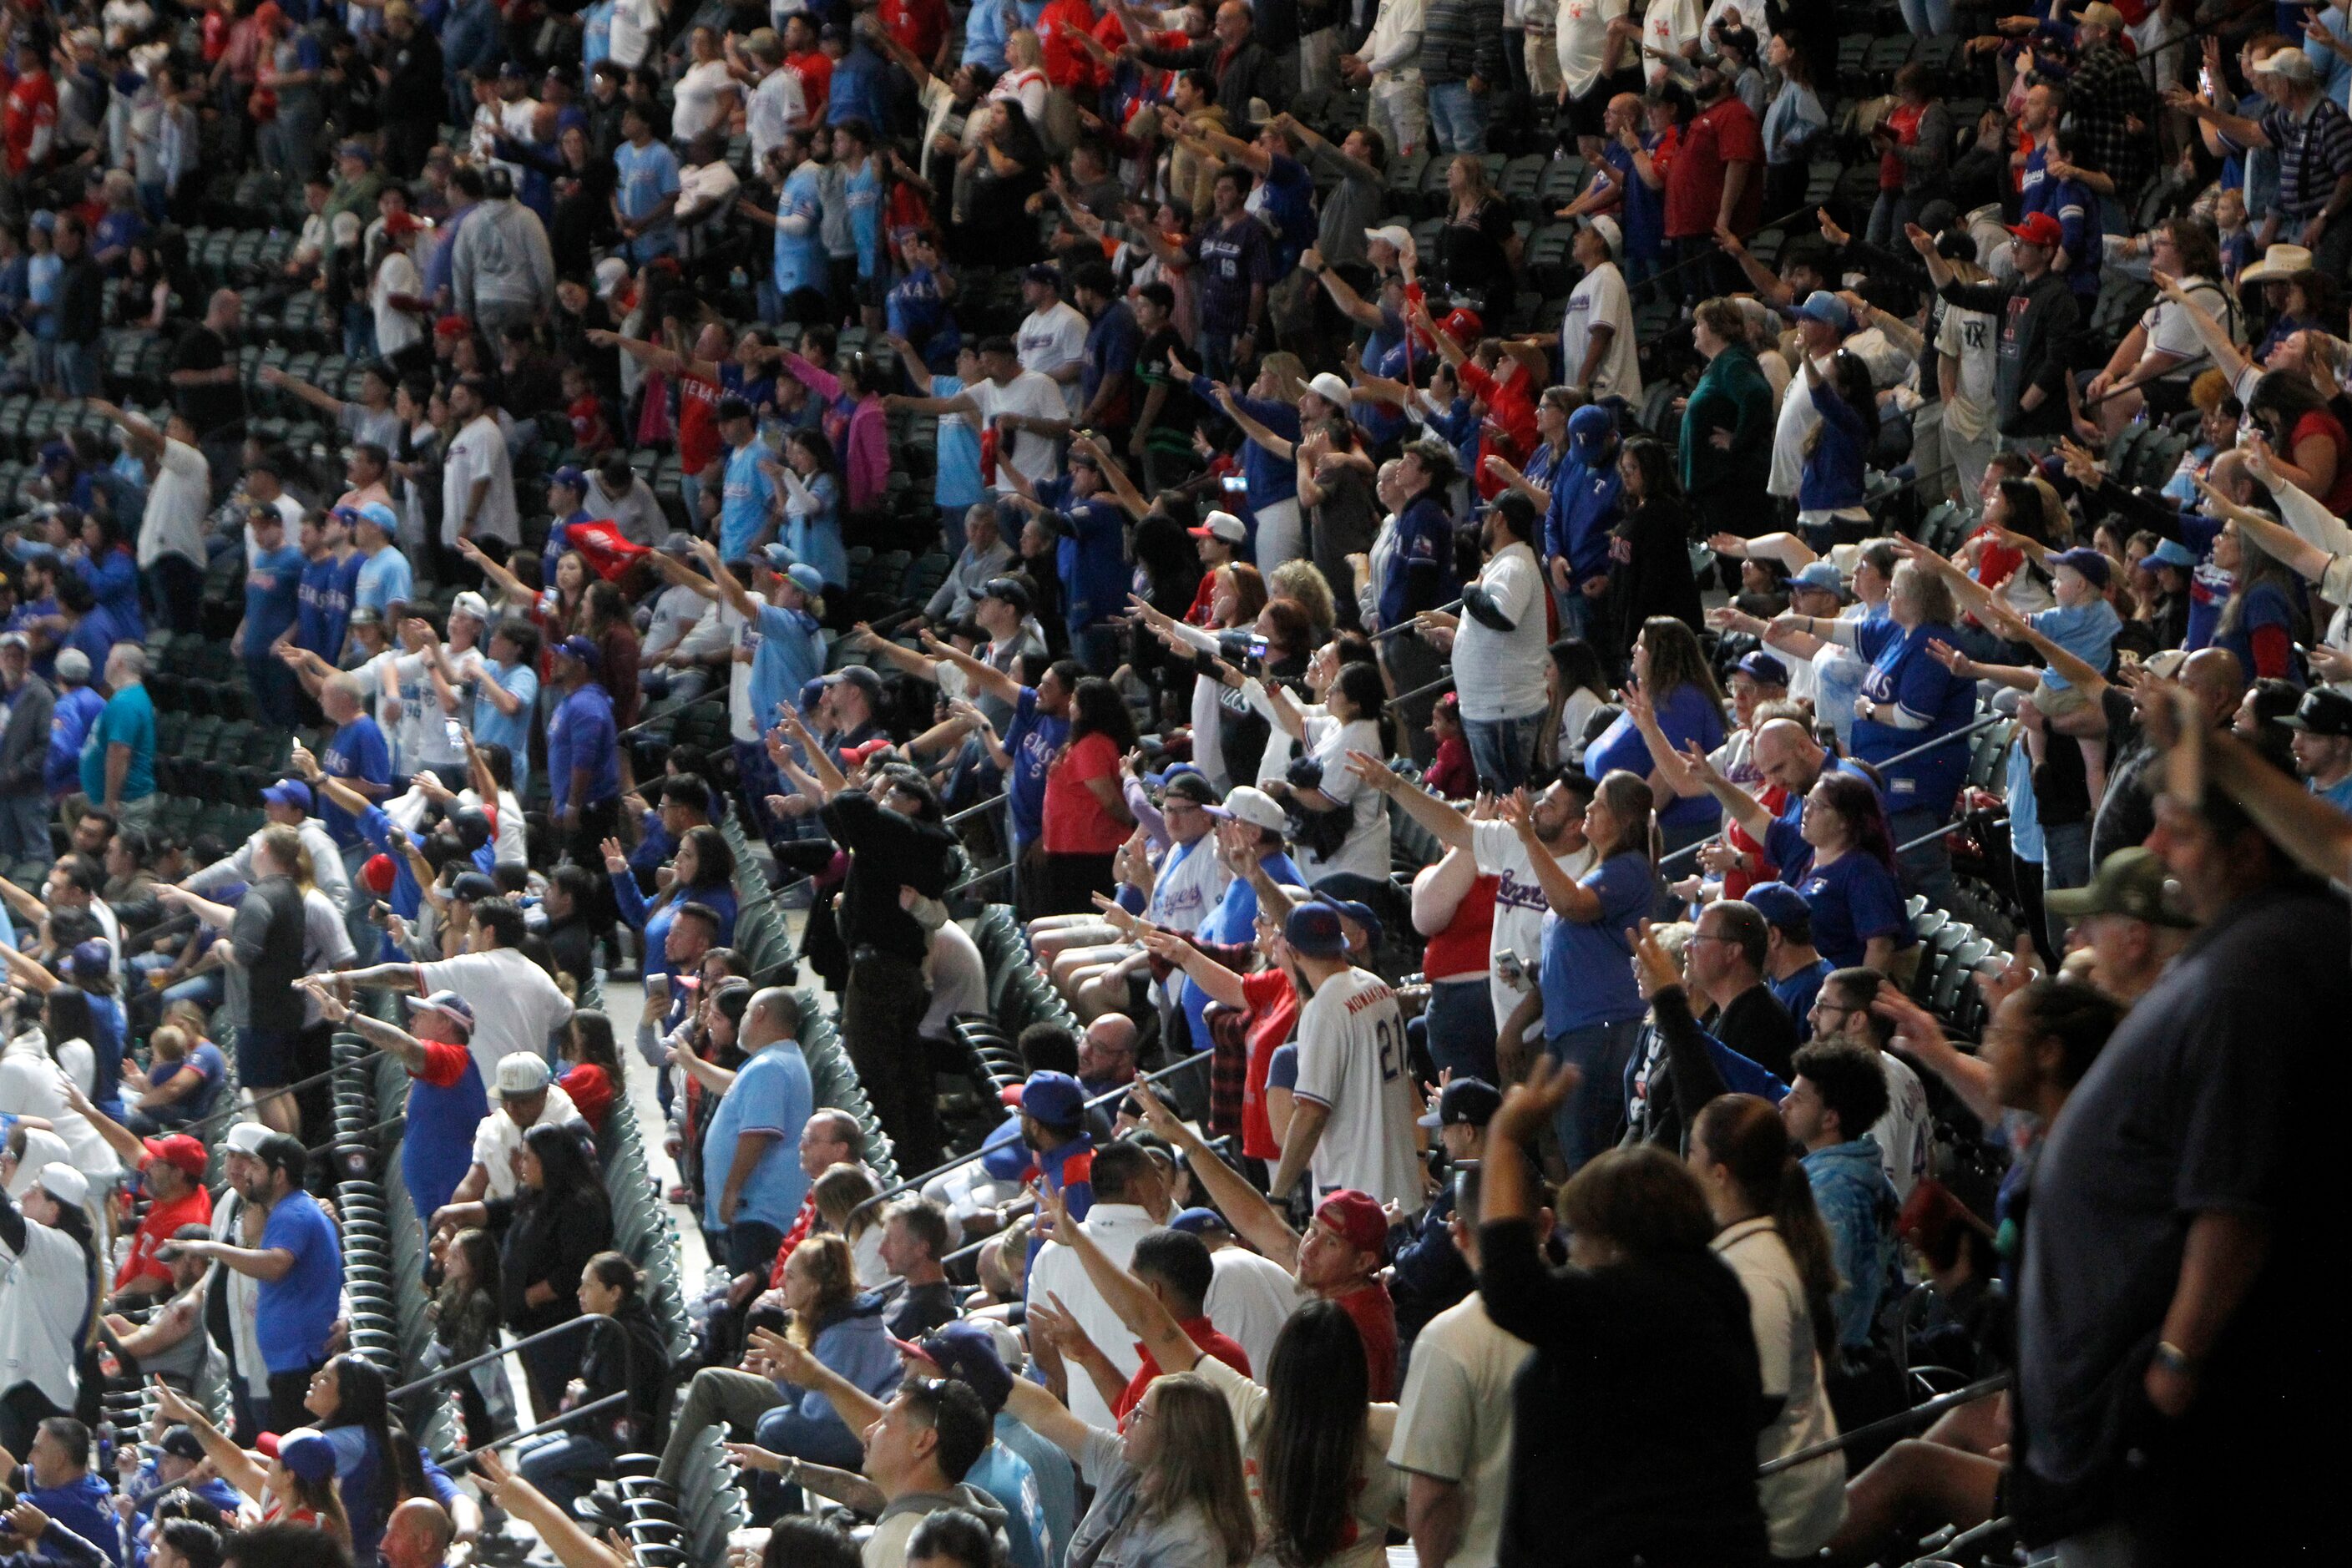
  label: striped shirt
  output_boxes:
[2263,94,2352,220]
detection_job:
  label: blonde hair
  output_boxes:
[1267,559,1337,639]
[1004,28,1042,68]
[812,1161,883,1237]
[1259,352,1308,405]
[783,1234,861,1348]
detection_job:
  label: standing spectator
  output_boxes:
[1429,493,1550,792]
[546,638,622,864]
[443,378,521,570]
[2167,45,2352,276]
[1181,169,1277,381]
[1476,1076,1771,1567]
[1679,298,1775,549]
[0,1166,99,1458]
[78,643,157,834]
[1865,64,1949,249]
[1267,903,1423,1214]
[1419,0,1506,154]
[48,215,104,398]
[610,102,680,263]
[703,989,817,1277]
[0,635,55,862]
[336,897,574,1085]
[1666,68,1763,300]
[2066,3,2155,227]
[451,170,555,335]
[179,1132,344,1433]
[1909,215,2081,450]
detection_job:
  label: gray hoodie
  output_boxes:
[866,1482,1011,1568]
[451,197,555,323]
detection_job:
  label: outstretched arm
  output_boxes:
[1131,1084,1300,1270]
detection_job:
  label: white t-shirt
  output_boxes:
[1295,716,1391,882]
[1873,1049,1930,1201]
[1017,301,1090,415]
[1027,1202,1158,1429]
[749,68,806,163]
[0,1209,91,1409]
[443,416,519,547]
[470,1080,583,1199]
[2137,276,2227,381]
[1641,0,1701,81]
[1204,1244,1305,1375]
[372,249,425,361]
[1142,832,1233,933]
[1713,1219,1844,1558]
[1290,966,1422,1212]
[301,888,358,1025]
[670,58,737,141]
[965,371,1068,485]
[138,437,210,569]
[1386,1292,1531,1568]
[416,948,576,1084]
[1768,352,1834,499]
[918,919,987,1040]
[1453,542,1550,723]
[1555,0,1628,99]
[1473,822,1596,1035]
[0,1041,123,1180]
[1560,259,1641,402]
[608,0,660,69]
[1934,301,1998,434]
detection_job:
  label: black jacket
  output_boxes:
[1938,271,2081,438]
[492,1185,613,1335]
[820,788,956,964]
[1479,1219,1771,1568]
[1136,38,1288,127]
[56,255,104,345]
[382,28,445,124]
[574,1296,674,1453]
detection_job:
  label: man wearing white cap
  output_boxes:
[2166,44,2352,273]
[0,1162,98,1454]
[447,1051,581,1207]
[1557,215,1640,401]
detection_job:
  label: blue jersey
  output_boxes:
[771,164,827,296]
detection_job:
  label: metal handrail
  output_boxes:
[434,1391,630,1471]
[1756,1373,2010,1477]
[179,1047,387,1141]
[850,1047,1217,1223]
[946,792,1010,829]
[390,1313,610,1403]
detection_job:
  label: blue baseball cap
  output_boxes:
[1020,1070,1086,1130]
[403,989,477,1035]
[1740,881,1812,932]
[261,778,312,812]
[2050,546,2111,589]
[1311,886,1383,951]
[1566,402,1614,459]
[1734,650,1790,686]
[68,939,113,980]
[554,635,600,670]
[1169,1206,1232,1237]
[356,502,398,534]
[1282,903,1348,957]
[1794,290,1853,332]
[2147,538,2198,569]
[551,464,589,492]
[897,1321,1014,1414]
[1790,560,1846,597]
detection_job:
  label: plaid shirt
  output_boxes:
[2067,43,2155,195]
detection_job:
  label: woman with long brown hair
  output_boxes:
[1004,1365,1257,1568]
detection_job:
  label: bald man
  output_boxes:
[1077,1014,1137,1098]
[381,1500,455,1568]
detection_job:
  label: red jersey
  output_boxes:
[676,371,721,475]
[115,1185,215,1291]
[1115,1317,1252,1418]
[1039,0,1105,92]
[1664,98,1763,240]
[1238,966,1302,1161]
[3,68,57,178]
[787,51,832,124]
[880,0,949,68]
[568,393,614,456]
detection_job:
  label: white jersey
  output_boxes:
[1873,1050,1931,1201]
[1291,967,1423,1214]
[1473,822,1596,1039]
[1143,833,1232,933]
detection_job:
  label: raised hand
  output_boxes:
[1490,1055,1583,1145]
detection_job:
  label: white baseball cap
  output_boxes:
[1581,214,1623,261]
[38,1162,90,1209]
[496,1053,554,1096]
[450,591,493,625]
[4,1129,72,1197]
[225,1122,273,1156]
[1306,372,1353,409]
[1213,785,1289,833]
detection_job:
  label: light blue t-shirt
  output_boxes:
[720,438,776,563]
[2027,598,2121,691]
[771,163,827,296]
[613,139,681,248]
[2318,773,2352,814]
[473,658,538,791]
[355,547,414,618]
[1539,851,1651,1039]
[581,0,615,64]
[257,1191,345,1372]
[928,374,984,510]
[701,1039,814,1232]
[747,601,823,737]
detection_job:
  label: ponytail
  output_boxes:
[1692,1095,1842,1362]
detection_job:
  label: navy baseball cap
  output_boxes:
[1742,881,1811,932]
[1168,1206,1232,1237]
[1734,650,1790,687]
[896,1321,1014,1414]
[1283,903,1348,957]
[1418,1076,1502,1130]
[261,778,313,812]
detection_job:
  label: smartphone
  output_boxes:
[2198,65,2215,99]
[444,719,466,747]
[1495,948,1526,989]
[1221,475,1247,494]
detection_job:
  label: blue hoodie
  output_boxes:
[767,1292,903,1438]
[25,1471,123,1565]
[1803,1134,1900,1349]
[1543,415,1624,586]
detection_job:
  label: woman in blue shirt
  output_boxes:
[776,430,848,591]
[750,1234,903,1473]
[1517,769,1658,1176]
[606,823,739,984]
[1788,560,1975,902]
[302,1353,464,1564]
[1768,771,1914,974]
[1796,352,1879,546]
[1583,616,1727,858]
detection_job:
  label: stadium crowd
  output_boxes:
[0,0,2346,1565]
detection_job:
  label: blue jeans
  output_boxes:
[1420,978,1499,1085]
[751,1404,867,1470]
[1546,1016,1641,1176]
[57,340,99,397]
[515,1431,613,1517]
[1897,0,1954,34]
[1426,79,1488,154]
[1462,711,1544,794]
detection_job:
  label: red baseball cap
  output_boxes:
[1314,1190,1390,1258]
[2005,211,2064,249]
[362,853,397,896]
[143,1135,209,1177]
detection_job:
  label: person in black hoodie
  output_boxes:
[439,1121,613,1421]
[1479,1060,1772,1568]
[1909,215,2081,448]
[513,1251,675,1515]
[379,3,447,178]
[49,215,104,400]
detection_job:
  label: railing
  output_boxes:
[1756,1373,2010,1477]
[388,1313,612,1404]
[176,1047,387,1140]
[433,1392,630,1473]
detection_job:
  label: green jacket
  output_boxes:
[1679,341,1776,498]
